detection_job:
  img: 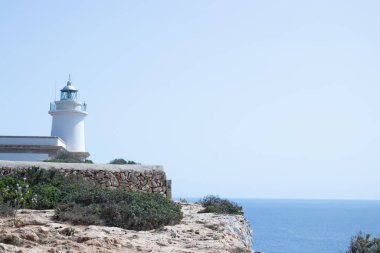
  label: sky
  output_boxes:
[1,0,380,199]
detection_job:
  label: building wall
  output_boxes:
[50,113,86,152]
[0,136,67,161]
[0,136,66,148]
[50,100,87,153]
[0,153,49,162]
[0,161,171,199]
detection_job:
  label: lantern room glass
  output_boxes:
[61,90,78,100]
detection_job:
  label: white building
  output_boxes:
[0,77,89,161]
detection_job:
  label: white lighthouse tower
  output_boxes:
[49,76,88,159]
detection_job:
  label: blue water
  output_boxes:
[234,199,380,253]
[180,198,380,252]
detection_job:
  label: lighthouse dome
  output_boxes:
[61,80,78,92]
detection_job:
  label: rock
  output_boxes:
[96,172,105,179]
[77,236,92,243]
[205,223,220,231]
[130,176,138,183]
[59,227,77,236]
[0,234,22,246]
[20,232,38,242]
[0,203,253,253]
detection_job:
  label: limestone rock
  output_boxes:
[0,203,253,253]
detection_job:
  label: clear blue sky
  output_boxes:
[1,0,380,199]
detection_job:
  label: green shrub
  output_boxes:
[56,203,104,226]
[30,185,61,209]
[346,232,380,253]
[109,158,138,165]
[198,195,243,215]
[0,167,94,209]
[0,168,182,231]
[56,150,74,159]
[56,189,183,231]
[13,167,59,186]
[44,150,93,163]
[0,176,29,204]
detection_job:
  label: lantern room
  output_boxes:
[60,79,78,100]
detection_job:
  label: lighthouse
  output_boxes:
[0,76,89,162]
[49,77,88,159]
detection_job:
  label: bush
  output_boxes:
[0,176,29,204]
[109,158,138,165]
[56,189,183,231]
[30,185,62,209]
[44,150,93,163]
[56,204,104,226]
[346,232,380,253]
[0,167,94,209]
[198,195,243,215]
[55,150,78,160]
[0,168,182,231]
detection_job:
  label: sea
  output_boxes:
[235,199,380,253]
[183,198,380,253]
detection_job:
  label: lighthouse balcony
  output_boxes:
[50,101,87,113]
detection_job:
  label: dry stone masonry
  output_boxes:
[0,161,172,199]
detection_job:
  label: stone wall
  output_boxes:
[0,160,171,199]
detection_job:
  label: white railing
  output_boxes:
[49,102,87,112]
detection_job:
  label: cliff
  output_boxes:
[0,203,253,253]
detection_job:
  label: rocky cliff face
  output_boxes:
[0,203,253,253]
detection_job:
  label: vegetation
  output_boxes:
[178,198,188,203]
[0,167,92,210]
[56,189,183,230]
[346,232,380,253]
[0,167,183,230]
[44,150,93,163]
[198,195,243,215]
[109,158,138,165]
